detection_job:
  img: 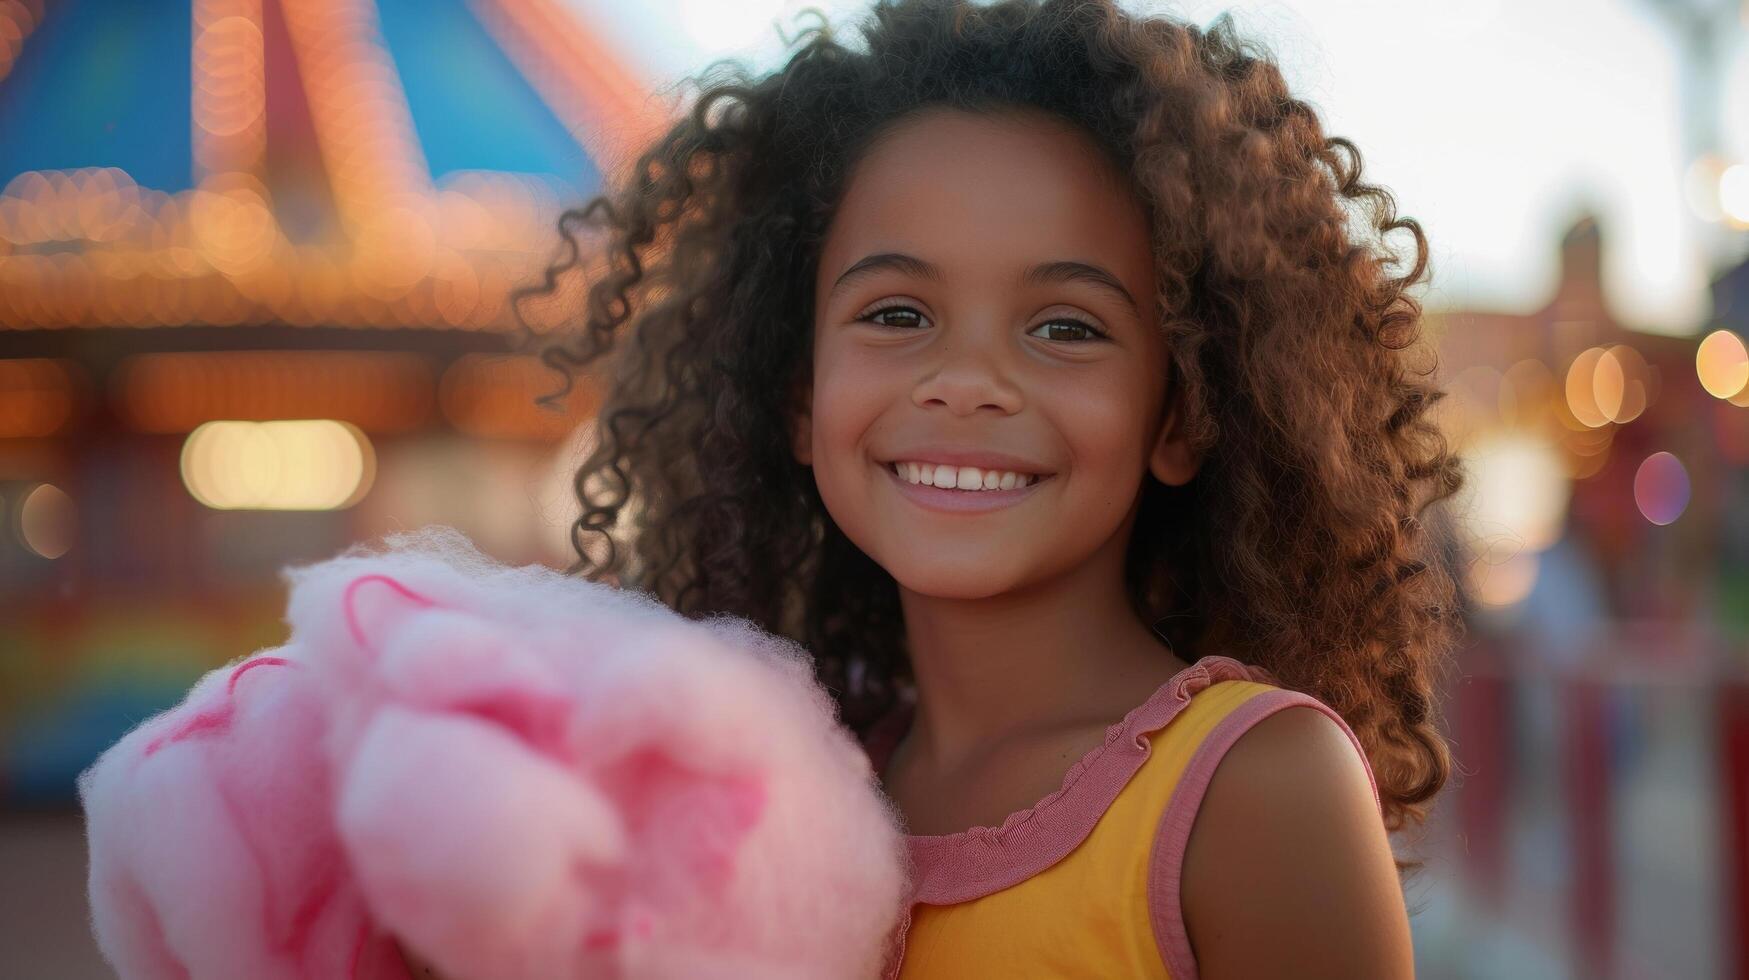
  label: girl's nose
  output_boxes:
[911,334,1023,416]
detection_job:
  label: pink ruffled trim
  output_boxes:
[863,654,1279,907]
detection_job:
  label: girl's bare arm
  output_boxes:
[1181,706,1414,978]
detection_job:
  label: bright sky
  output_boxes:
[567,0,1749,335]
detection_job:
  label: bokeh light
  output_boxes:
[17,481,75,558]
[1565,346,1610,427]
[180,419,375,510]
[1458,431,1572,554]
[1558,344,1654,428]
[1633,451,1691,526]
[1721,162,1749,228]
[1593,344,1649,423]
[1499,358,1557,430]
[1697,329,1749,399]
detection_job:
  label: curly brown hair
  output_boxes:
[521,0,1470,877]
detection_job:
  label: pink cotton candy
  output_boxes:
[80,526,911,979]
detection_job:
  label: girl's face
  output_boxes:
[795,107,1198,600]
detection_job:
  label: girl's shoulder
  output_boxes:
[1139,656,1381,824]
[1157,668,1403,978]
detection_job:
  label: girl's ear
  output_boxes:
[1149,388,1201,487]
[789,379,813,466]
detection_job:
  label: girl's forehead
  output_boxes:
[819,109,1152,291]
[843,108,1131,209]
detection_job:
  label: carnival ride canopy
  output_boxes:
[0,0,663,332]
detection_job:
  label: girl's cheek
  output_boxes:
[814,354,897,450]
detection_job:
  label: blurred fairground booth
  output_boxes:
[0,0,665,801]
[1421,212,1749,976]
[7,2,1749,977]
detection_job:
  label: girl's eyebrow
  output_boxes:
[829,251,1139,317]
[1022,260,1140,317]
[829,252,943,299]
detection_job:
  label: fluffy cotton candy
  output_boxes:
[80,526,911,979]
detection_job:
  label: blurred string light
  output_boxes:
[0,175,573,332]
[0,0,659,333]
[1698,328,1749,398]
[180,419,375,510]
[16,481,74,558]
[1633,451,1690,526]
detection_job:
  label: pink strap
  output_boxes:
[1147,689,1381,980]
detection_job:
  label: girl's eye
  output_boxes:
[1027,318,1108,343]
[860,305,928,329]
[855,306,1109,342]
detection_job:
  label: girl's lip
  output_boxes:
[881,461,1051,513]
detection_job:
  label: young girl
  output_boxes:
[527,0,1467,975]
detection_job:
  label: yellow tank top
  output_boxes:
[861,655,1381,980]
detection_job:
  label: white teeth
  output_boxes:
[890,461,1043,491]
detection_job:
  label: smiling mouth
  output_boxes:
[885,460,1053,491]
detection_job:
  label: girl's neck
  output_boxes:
[894,532,1191,779]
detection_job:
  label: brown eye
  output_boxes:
[862,305,928,329]
[1028,318,1106,342]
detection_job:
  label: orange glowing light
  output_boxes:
[1564,347,1610,428]
[1593,344,1648,424]
[1698,329,1749,399]
[181,419,375,510]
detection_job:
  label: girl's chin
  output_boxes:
[889,564,1026,602]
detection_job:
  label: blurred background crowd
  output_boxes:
[2,0,1747,977]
